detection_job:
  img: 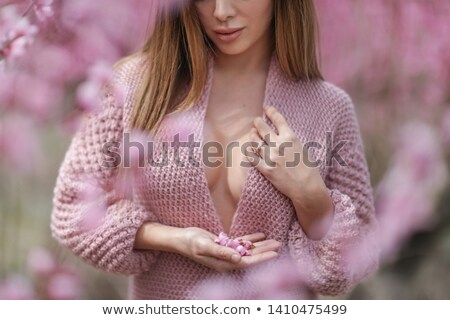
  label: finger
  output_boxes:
[235,232,266,242]
[251,239,278,248]
[253,116,278,142]
[264,106,291,136]
[200,241,242,263]
[199,255,237,273]
[251,240,282,255]
[248,127,262,144]
[248,128,264,156]
[210,249,279,272]
[236,251,279,269]
[248,129,267,157]
[242,136,260,167]
[246,131,274,173]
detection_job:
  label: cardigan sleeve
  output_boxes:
[287,93,380,296]
[50,76,162,275]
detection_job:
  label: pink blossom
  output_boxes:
[27,247,57,277]
[0,6,38,61]
[342,225,380,283]
[192,276,241,300]
[76,61,125,114]
[0,275,36,300]
[76,80,103,113]
[245,257,310,299]
[110,129,155,201]
[193,256,310,299]
[34,0,54,22]
[215,232,229,246]
[375,122,447,261]
[316,0,450,124]
[214,232,255,256]
[76,61,114,113]
[24,45,74,82]
[78,176,108,232]
[0,71,61,118]
[46,269,82,300]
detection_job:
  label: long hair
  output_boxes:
[125,0,323,133]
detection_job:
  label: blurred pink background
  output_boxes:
[1,0,449,299]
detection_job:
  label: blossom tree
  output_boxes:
[1,0,449,299]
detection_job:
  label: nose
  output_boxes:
[214,0,236,22]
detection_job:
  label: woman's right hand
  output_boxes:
[176,227,282,273]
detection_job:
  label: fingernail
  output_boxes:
[231,254,241,263]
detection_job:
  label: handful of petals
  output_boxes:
[214,232,256,256]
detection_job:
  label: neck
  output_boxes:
[213,33,274,76]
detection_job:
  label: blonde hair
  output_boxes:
[125,0,323,133]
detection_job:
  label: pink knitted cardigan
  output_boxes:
[51,52,379,299]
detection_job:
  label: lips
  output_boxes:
[214,27,244,35]
[213,27,245,42]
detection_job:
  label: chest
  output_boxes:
[201,79,266,233]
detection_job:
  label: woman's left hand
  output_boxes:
[245,106,335,240]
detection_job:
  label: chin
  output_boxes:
[215,44,251,56]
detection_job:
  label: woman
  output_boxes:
[51,0,379,299]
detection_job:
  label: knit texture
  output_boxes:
[51,51,379,299]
